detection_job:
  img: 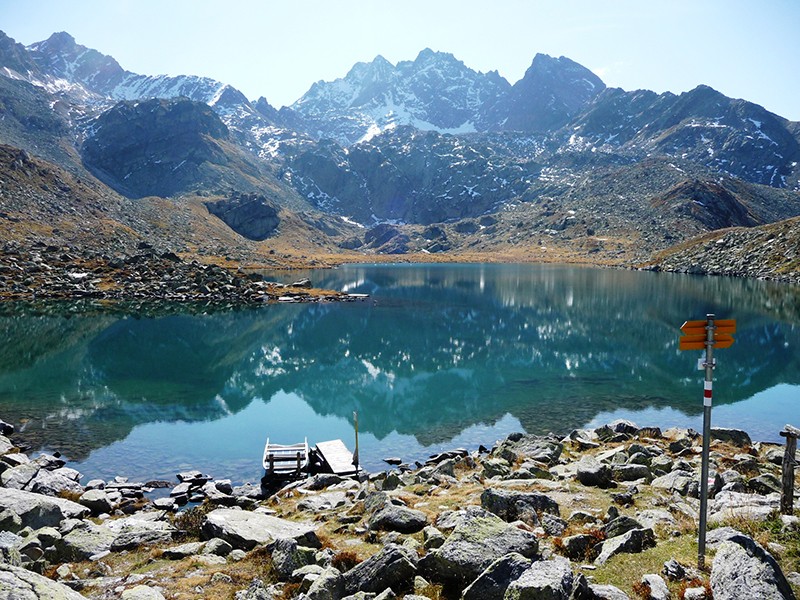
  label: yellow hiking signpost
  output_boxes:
[678,314,736,569]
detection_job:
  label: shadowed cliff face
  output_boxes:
[81,98,231,198]
[1,265,799,467]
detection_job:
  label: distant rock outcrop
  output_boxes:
[205,192,281,240]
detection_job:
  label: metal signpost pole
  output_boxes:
[698,313,715,570]
[679,314,735,569]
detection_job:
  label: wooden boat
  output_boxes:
[262,438,309,480]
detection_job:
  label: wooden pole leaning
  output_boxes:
[780,424,799,515]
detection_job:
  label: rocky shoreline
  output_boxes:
[0,241,364,305]
[0,417,798,599]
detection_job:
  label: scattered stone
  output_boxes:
[120,584,167,600]
[422,526,445,550]
[603,515,644,539]
[79,489,114,515]
[711,428,752,447]
[641,573,670,600]
[710,491,781,523]
[480,487,560,524]
[462,552,532,600]
[270,538,316,579]
[576,456,615,488]
[636,509,677,531]
[557,533,601,562]
[305,566,345,600]
[595,528,656,565]
[651,470,694,496]
[343,544,417,595]
[588,583,632,599]
[368,503,428,534]
[662,558,687,581]
[161,541,205,560]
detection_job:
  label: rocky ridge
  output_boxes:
[0,417,798,599]
[642,215,800,284]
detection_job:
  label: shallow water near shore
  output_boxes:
[1,263,799,484]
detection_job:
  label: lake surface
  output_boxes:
[1,263,799,485]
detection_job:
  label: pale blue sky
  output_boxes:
[1,0,798,120]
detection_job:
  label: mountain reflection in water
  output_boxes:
[0,264,798,483]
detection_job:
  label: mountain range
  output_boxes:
[1,30,800,275]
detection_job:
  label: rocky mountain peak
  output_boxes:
[493,53,606,132]
[28,31,78,53]
[0,30,39,77]
[344,54,394,85]
[27,31,125,90]
[412,47,458,65]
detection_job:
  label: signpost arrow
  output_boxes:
[678,314,736,570]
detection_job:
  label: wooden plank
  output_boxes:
[315,439,358,476]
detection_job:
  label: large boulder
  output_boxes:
[202,508,319,551]
[462,552,531,600]
[495,434,563,466]
[710,532,794,599]
[504,557,574,600]
[0,488,88,529]
[419,511,539,587]
[480,488,560,523]
[0,562,85,599]
[342,544,417,595]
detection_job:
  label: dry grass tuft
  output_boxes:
[330,550,361,572]
[677,577,712,599]
[170,502,214,541]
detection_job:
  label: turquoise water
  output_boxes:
[1,263,798,485]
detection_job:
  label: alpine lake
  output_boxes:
[1,263,799,485]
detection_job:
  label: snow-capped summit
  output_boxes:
[24,31,244,110]
[291,49,511,145]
